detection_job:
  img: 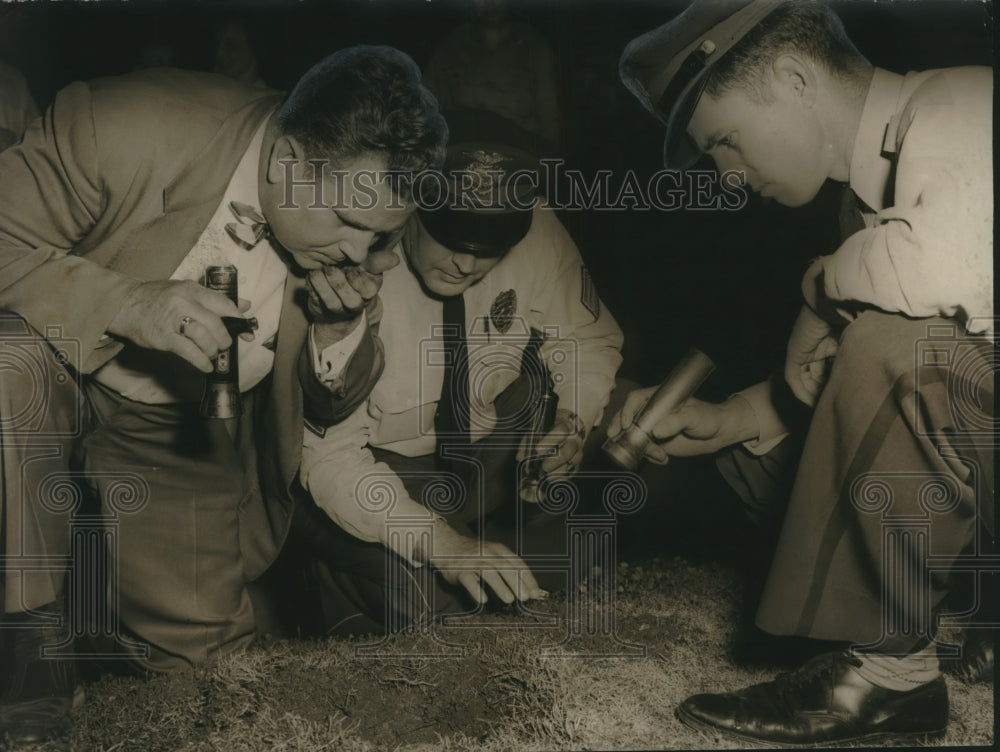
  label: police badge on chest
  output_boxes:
[488,289,517,335]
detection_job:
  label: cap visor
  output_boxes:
[662,70,712,169]
[419,207,533,257]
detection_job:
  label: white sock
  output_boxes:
[851,644,940,692]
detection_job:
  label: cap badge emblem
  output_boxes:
[461,150,509,205]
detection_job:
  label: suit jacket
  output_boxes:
[0,68,381,577]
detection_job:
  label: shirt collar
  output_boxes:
[227,109,274,214]
[849,67,905,212]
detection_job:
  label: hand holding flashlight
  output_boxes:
[603,348,716,470]
[199,265,258,419]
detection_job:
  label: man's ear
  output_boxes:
[771,54,817,106]
[266,134,301,185]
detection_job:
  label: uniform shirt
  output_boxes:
[299,206,623,563]
[823,66,993,334]
[740,65,993,453]
[94,113,362,403]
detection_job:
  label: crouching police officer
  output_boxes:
[289,125,624,630]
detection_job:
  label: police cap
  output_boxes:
[418,141,539,258]
[619,0,784,168]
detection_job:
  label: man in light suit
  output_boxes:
[0,45,447,742]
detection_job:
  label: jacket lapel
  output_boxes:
[111,96,281,282]
[269,268,309,486]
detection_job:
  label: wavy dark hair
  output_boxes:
[706,1,871,102]
[277,45,448,201]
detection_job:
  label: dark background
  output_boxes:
[0,0,993,565]
[0,0,991,392]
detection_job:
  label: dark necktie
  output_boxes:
[838,185,867,243]
[435,294,471,470]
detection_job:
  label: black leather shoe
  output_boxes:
[677,651,948,747]
[0,603,82,745]
[952,628,994,684]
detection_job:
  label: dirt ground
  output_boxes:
[12,553,992,752]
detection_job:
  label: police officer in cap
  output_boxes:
[294,123,623,627]
[614,0,992,745]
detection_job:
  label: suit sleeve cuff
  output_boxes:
[733,378,789,456]
[310,311,368,389]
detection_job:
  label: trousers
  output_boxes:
[1,314,264,671]
[755,312,994,653]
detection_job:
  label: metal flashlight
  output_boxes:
[602,348,715,470]
[199,265,258,419]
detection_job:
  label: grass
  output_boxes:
[9,554,995,751]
